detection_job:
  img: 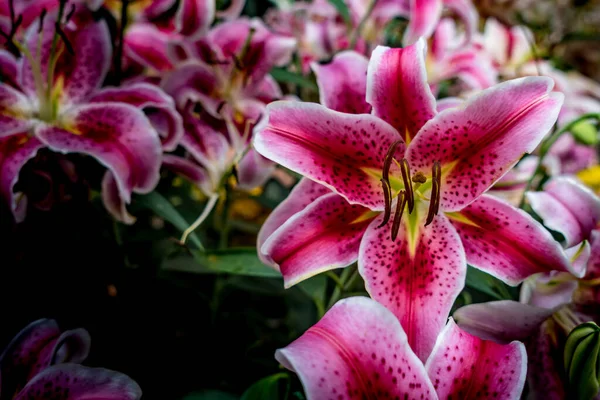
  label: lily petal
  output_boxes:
[311,51,370,114]
[88,83,184,151]
[359,213,466,361]
[254,101,404,210]
[442,0,479,44]
[21,11,111,105]
[403,0,442,46]
[406,76,563,212]
[175,0,216,38]
[160,61,219,114]
[257,178,331,266]
[0,49,18,87]
[366,41,436,142]
[0,319,59,397]
[426,318,526,400]
[14,364,142,400]
[275,296,436,399]
[36,103,162,203]
[101,171,136,224]
[262,193,374,287]
[448,194,574,285]
[125,24,176,73]
[236,148,276,190]
[453,300,555,343]
[526,176,600,247]
[216,0,246,20]
[0,84,34,138]
[0,133,44,222]
[525,320,566,400]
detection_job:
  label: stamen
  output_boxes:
[382,140,403,182]
[38,9,47,33]
[55,24,74,55]
[377,178,392,228]
[425,161,442,226]
[400,158,414,213]
[412,171,426,184]
[391,190,407,241]
[65,4,76,23]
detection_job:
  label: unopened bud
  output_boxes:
[564,321,600,400]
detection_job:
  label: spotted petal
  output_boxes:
[406,76,563,212]
[426,318,526,400]
[88,83,184,151]
[0,84,34,138]
[36,103,162,203]
[526,176,600,247]
[275,296,436,399]
[448,194,574,285]
[0,133,44,222]
[262,193,374,287]
[21,11,111,105]
[0,49,18,87]
[257,178,331,266]
[311,51,370,114]
[359,213,466,361]
[14,364,142,400]
[254,101,404,210]
[453,300,556,343]
[125,24,177,73]
[366,41,436,142]
[175,0,216,38]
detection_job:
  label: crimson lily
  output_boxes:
[255,39,575,361]
[277,296,527,399]
[0,8,165,222]
[0,318,141,399]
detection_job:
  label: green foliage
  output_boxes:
[241,373,290,400]
[270,68,318,91]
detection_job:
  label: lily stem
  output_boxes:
[349,0,377,50]
[326,265,358,310]
[518,112,600,208]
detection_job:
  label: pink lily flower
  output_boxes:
[0,9,164,222]
[455,177,600,398]
[0,318,141,399]
[276,296,527,399]
[255,39,575,361]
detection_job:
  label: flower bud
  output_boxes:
[564,322,600,400]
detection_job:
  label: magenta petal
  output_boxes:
[526,176,600,247]
[453,300,555,343]
[255,101,404,210]
[257,178,331,266]
[262,193,374,287]
[236,148,276,190]
[448,194,573,285]
[125,24,175,72]
[36,103,162,202]
[426,318,526,400]
[101,171,136,224]
[216,0,246,19]
[0,133,44,222]
[442,0,479,44]
[161,61,219,113]
[0,84,34,138]
[275,296,436,399]
[162,154,213,196]
[359,213,466,361]
[403,0,442,45]
[366,41,436,142]
[311,51,370,114]
[88,83,184,151]
[436,97,463,112]
[0,319,60,397]
[14,364,142,400]
[525,320,566,399]
[520,272,578,310]
[0,49,18,87]
[585,230,600,280]
[176,0,215,38]
[21,12,111,105]
[406,77,563,212]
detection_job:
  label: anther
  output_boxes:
[425,161,442,227]
[65,4,76,23]
[400,158,414,213]
[55,24,74,55]
[391,191,407,241]
[412,171,426,184]
[377,178,392,228]
[382,140,403,183]
[38,9,47,33]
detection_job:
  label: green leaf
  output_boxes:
[465,266,511,301]
[327,0,351,25]
[241,373,290,400]
[134,191,204,250]
[182,390,238,400]
[270,68,318,91]
[163,248,282,278]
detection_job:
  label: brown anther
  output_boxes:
[425,161,442,227]
[55,23,74,55]
[382,140,403,183]
[377,179,392,228]
[412,171,426,184]
[38,9,47,33]
[65,4,76,23]
[391,191,407,241]
[400,158,414,213]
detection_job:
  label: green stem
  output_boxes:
[519,112,600,207]
[349,0,377,49]
[44,0,68,118]
[218,184,232,250]
[326,265,357,310]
